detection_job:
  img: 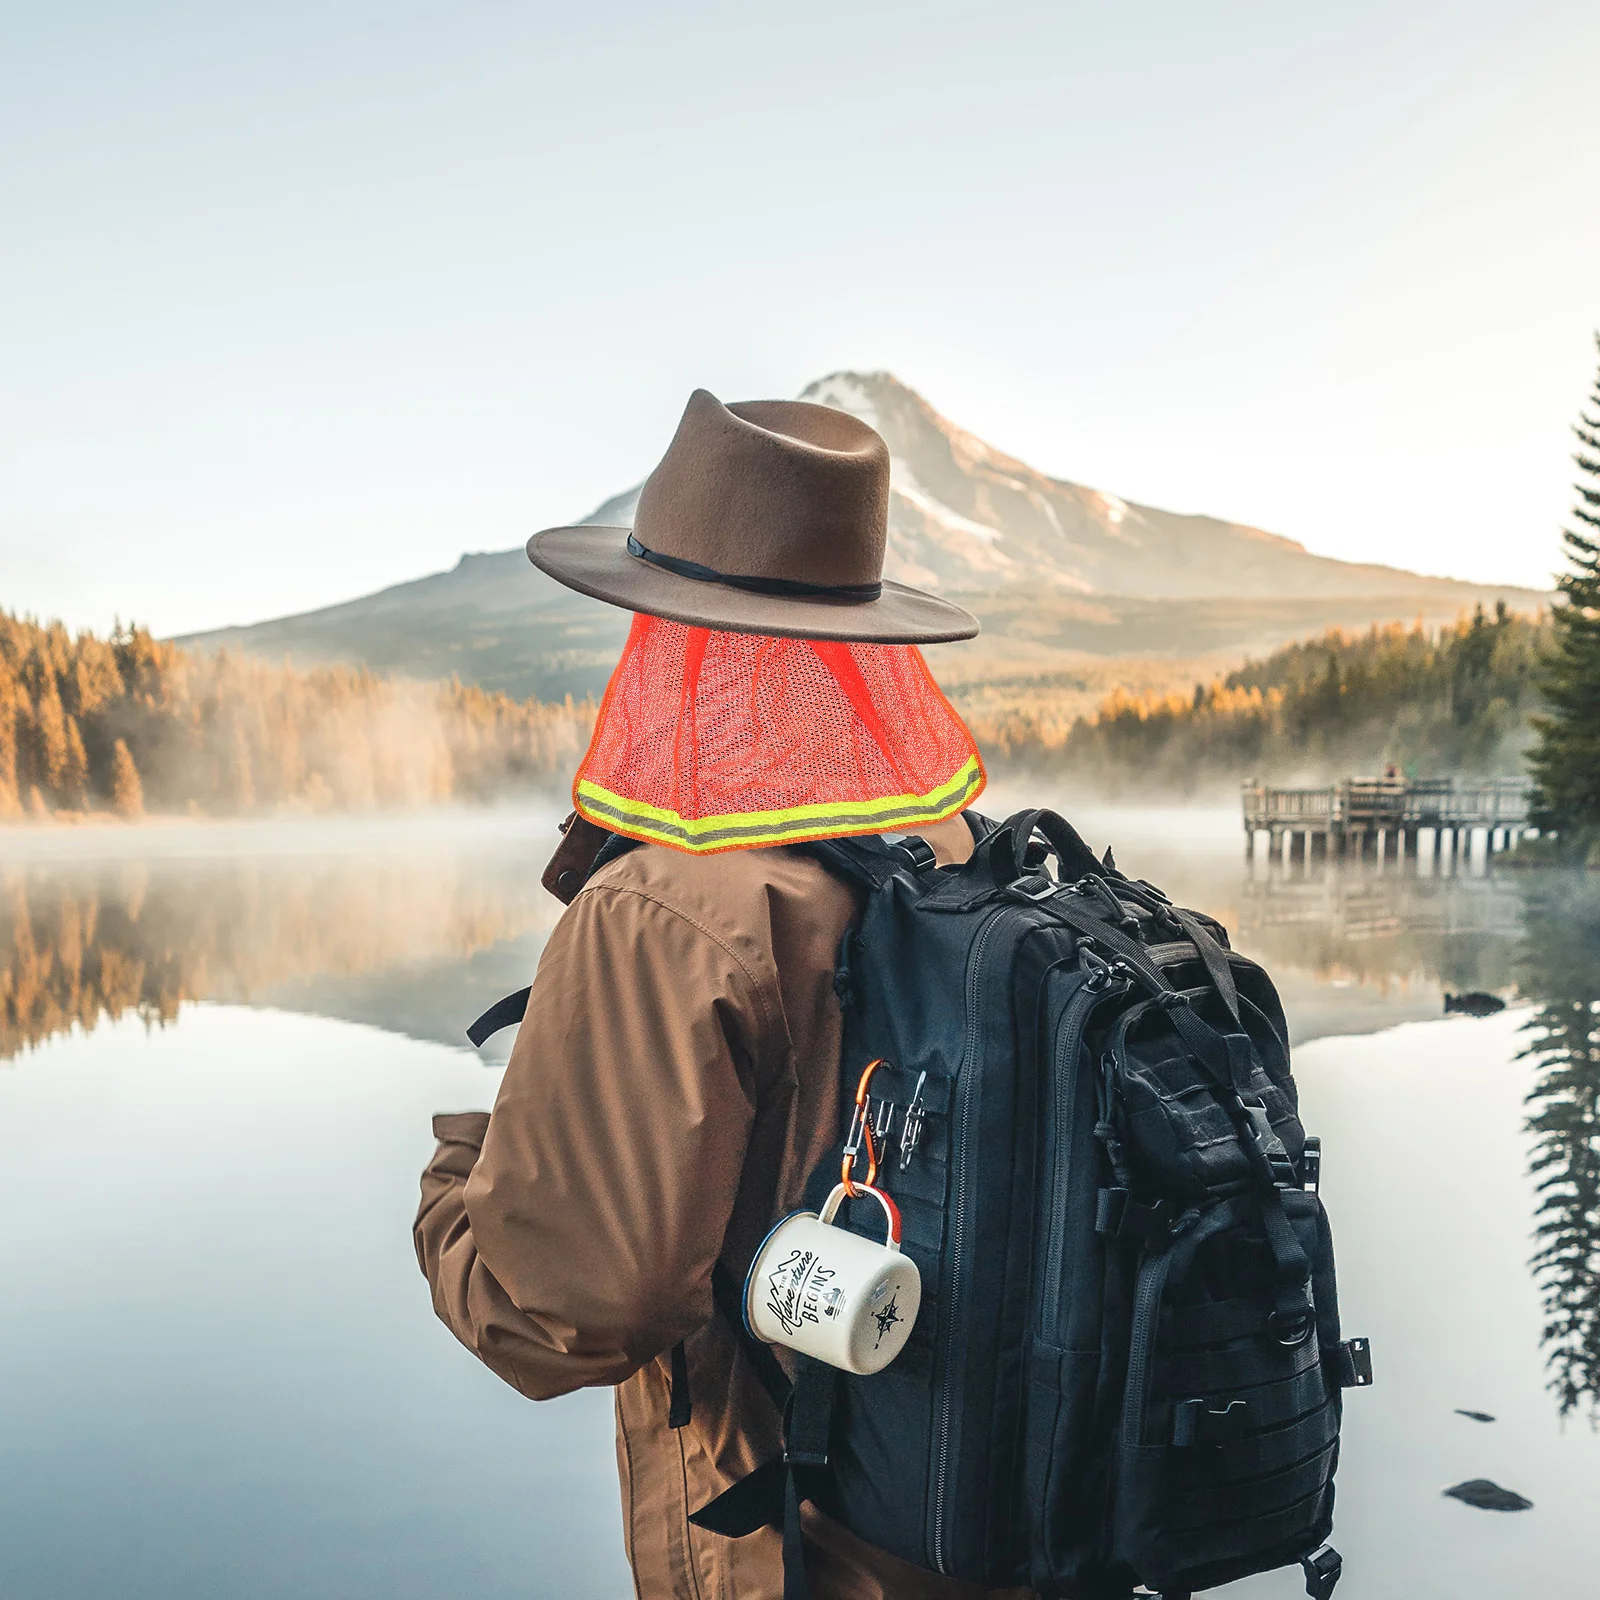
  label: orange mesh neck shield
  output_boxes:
[574,616,986,853]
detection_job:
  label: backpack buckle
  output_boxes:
[1329,1337,1374,1388]
[1015,873,1063,902]
[1172,1396,1251,1446]
[1301,1134,1322,1194]
[1237,1093,1299,1186]
[1095,1187,1175,1245]
[1301,1543,1342,1600]
[888,834,938,872]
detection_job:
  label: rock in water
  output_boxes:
[1453,1409,1496,1422]
[1444,991,1507,1017]
[1443,1479,1532,1511]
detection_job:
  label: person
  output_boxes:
[415,390,1031,1599]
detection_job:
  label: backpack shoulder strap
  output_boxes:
[466,987,532,1047]
[797,807,996,890]
[588,829,644,878]
[712,1259,793,1413]
[795,834,906,889]
[469,827,646,1045]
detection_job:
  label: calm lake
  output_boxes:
[2,803,1598,1600]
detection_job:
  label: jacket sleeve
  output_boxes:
[414,883,773,1400]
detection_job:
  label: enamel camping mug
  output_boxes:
[744,1183,921,1375]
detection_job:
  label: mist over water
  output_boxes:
[2,804,1597,1598]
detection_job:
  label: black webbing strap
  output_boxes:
[1167,1293,1270,1345]
[1161,1327,1321,1393]
[1169,905,1243,1026]
[668,1262,793,1460]
[1175,1398,1339,1472]
[1307,1197,1373,1389]
[798,833,915,890]
[687,1264,804,1540]
[1035,896,1256,1102]
[468,831,643,1045]
[1169,1441,1339,1530]
[980,807,1103,887]
[711,1261,793,1414]
[667,1341,692,1428]
[690,1459,788,1537]
[466,986,530,1047]
[1309,1198,1342,1351]
[783,1470,810,1600]
[781,1358,838,1600]
[687,1356,838,1600]
[1259,1186,1315,1342]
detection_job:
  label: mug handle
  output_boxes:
[818,1182,902,1250]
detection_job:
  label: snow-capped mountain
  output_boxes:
[577,371,1503,601]
[796,372,1465,600]
[180,371,1544,701]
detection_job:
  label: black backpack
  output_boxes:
[691,809,1371,1600]
[473,809,1372,1599]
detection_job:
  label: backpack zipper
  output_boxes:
[1039,980,1107,1336]
[1121,1246,1174,1448]
[1120,1207,1200,1449]
[929,902,1018,1575]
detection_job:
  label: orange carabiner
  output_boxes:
[841,1058,888,1196]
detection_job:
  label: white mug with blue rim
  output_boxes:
[744,1183,922,1375]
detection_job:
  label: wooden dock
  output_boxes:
[1241,776,1533,864]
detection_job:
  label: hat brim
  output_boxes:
[527,526,979,644]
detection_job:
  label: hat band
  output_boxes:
[626,533,883,603]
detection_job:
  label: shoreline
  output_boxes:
[0,803,572,860]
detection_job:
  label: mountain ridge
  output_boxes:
[179,370,1546,703]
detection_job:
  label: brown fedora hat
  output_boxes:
[526,389,979,644]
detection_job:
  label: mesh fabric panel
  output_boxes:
[574,616,985,853]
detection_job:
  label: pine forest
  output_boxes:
[0,613,595,820]
[0,602,1565,822]
[980,605,1549,795]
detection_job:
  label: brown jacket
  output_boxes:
[415,824,1032,1599]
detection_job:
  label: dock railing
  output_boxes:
[1241,775,1533,862]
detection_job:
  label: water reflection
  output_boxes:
[0,819,1561,1064]
[1239,858,1522,993]
[0,853,562,1061]
[1,822,1541,1065]
[5,819,1596,1426]
[1517,873,1600,1421]
[3,815,1598,1594]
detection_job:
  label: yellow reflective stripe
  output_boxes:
[575,754,984,852]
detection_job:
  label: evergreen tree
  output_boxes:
[30,667,70,799]
[1529,336,1600,842]
[62,715,89,809]
[109,738,144,818]
[0,667,19,817]
[1518,874,1600,1419]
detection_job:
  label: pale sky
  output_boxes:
[3,0,1598,637]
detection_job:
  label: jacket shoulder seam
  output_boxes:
[575,882,776,1039]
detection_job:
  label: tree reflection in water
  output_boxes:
[0,855,560,1060]
[7,834,1600,1424]
[1518,871,1600,1421]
